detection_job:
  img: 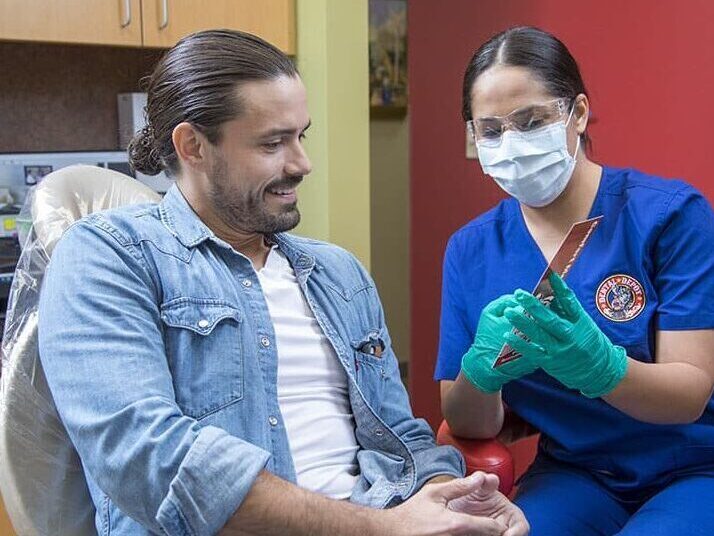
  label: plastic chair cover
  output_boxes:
[0,165,161,535]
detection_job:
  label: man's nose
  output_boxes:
[285,141,312,177]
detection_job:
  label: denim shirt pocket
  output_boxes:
[160,298,244,419]
[350,329,387,413]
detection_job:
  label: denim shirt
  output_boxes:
[38,185,464,536]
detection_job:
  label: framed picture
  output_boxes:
[23,165,53,186]
[369,0,407,118]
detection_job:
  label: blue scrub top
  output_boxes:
[435,166,714,495]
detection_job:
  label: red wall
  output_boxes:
[408,0,714,428]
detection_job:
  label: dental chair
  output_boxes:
[437,411,539,497]
[0,165,161,535]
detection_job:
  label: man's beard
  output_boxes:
[208,157,302,235]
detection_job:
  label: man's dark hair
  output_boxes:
[462,26,590,149]
[129,29,298,176]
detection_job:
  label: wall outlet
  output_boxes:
[118,92,148,149]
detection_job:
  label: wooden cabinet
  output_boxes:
[0,495,16,536]
[0,0,143,47]
[141,0,295,53]
[0,0,295,53]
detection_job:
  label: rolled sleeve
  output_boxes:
[157,426,270,535]
[654,186,714,330]
[379,347,465,498]
[435,235,473,381]
[411,442,465,490]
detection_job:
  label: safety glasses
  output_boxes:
[467,98,573,147]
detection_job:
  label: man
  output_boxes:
[38,30,527,535]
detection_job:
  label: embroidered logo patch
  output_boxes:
[596,274,645,322]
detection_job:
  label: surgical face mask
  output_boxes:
[475,107,580,207]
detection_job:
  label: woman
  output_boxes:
[436,26,714,535]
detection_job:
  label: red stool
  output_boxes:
[436,420,515,495]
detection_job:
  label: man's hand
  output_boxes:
[385,474,515,535]
[447,472,529,536]
[219,470,528,536]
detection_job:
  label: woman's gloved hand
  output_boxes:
[503,272,628,398]
[461,294,541,393]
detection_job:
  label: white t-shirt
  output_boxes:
[256,247,360,499]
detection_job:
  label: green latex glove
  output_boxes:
[461,294,542,393]
[503,273,628,398]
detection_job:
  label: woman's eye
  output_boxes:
[522,118,544,131]
[481,125,502,139]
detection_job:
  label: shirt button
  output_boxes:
[260,336,271,347]
[197,319,209,328]
[242,280,252,288]
[374,428,384,437]
[268,416,278,426]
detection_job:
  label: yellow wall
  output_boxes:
[295,0,371,269]
[298,0,410,363]
[370,116,410,364]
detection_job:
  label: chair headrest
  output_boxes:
[31,165,162,255]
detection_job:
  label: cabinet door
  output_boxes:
[0,495,15,536]
[142,0,295,54]
[0,0,142,47]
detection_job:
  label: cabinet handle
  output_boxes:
[159,0,169,29]
[120,0,131,28]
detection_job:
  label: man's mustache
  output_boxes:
[266,176,303,191]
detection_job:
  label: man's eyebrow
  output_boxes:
[260,121,312,138]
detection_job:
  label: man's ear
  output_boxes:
[172,122,211,172]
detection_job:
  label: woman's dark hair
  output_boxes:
[129,29,298,176]
[462,26,590,149]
